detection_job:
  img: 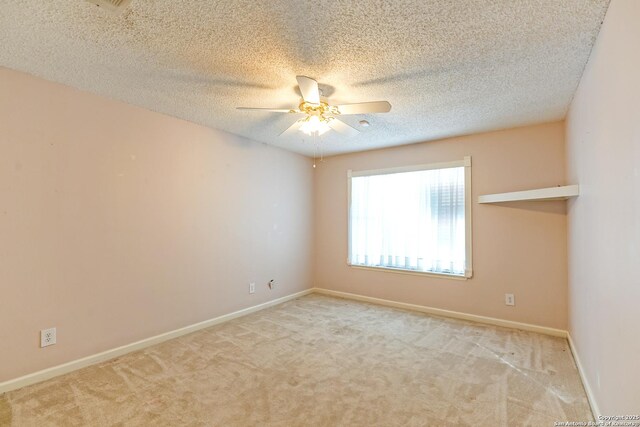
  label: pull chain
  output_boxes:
[314,132,318,168]
[312,134,317,168]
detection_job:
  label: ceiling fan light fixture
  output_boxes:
[238,76,391,139]
[299,115,331,136]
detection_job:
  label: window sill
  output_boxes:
[348,264,471,281]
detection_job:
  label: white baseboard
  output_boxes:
[312,287,568,338]
[567,333,600,420]
[2,286,589,411]
[0,289,313,394]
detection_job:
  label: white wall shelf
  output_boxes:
[478,185,579,204]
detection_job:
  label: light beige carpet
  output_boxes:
[0,294,591,426]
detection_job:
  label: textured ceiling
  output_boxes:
[0,0,609,157]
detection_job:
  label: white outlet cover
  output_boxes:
[505,294,515,306]
[41,327,57,347]
[249,282,256,294]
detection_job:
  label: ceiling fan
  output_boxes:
[237,76,391,137]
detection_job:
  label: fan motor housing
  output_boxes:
[298,101,338,117]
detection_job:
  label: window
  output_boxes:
[348,157,472,278]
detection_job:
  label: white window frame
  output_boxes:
[347,156,473,280]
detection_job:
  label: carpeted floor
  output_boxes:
[0,294,592,426]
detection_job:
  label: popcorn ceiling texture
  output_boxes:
[0,0,609,156]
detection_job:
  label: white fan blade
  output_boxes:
[327,118,360,136]
[279,119,303,137]
[237,107,297,113]
[296,76,320,105]
[334,101,391,115]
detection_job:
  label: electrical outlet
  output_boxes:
[249,282,256,294]
[505,293,515,306]
[41,327,56,348]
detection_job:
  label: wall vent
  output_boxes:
[85,0,132,13]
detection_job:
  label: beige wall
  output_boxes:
[314,122,569,329]
[0,67,314,382]
[566,0,640,414]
